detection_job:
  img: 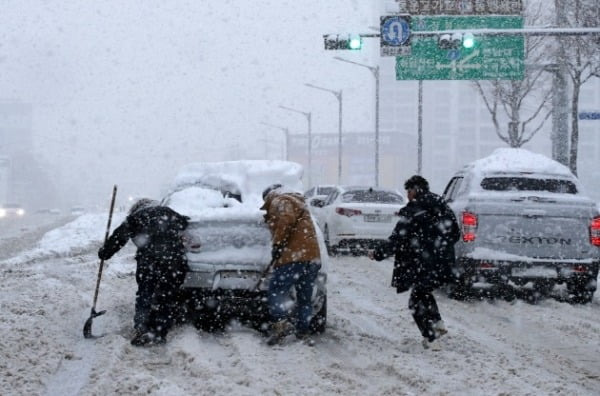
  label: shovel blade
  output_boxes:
[83,308,106,338]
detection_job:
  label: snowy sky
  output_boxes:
[0,0,381,205]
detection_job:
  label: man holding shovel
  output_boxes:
[98,198,189,346]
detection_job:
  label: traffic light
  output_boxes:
[324,34,363,50]
[462,33,475,49]
[437,32,476,49]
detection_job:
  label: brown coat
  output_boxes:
[261,192,321,267]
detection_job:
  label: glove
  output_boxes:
[98,246,110,261]
[271,243,284,262]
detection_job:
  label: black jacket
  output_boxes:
[99,206,189,284]
[374,191,460,291]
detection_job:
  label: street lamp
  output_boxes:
[333,56,380,187]
[279,105,313,187]
[305,83,343,184]
[260,121,290,161]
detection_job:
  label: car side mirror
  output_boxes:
[311,198,324,208]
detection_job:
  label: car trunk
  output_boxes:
[466,195,597,260]
[182,218,272,289]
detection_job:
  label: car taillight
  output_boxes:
[590,216,600,246]
[335,207,362,217]
[462,211,477,242]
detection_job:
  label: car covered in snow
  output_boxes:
[310,185,405,255]
[443,148,600,303]
[304,184,336,208]
[162,160,328,333]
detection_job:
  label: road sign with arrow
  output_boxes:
[396,15,524,80]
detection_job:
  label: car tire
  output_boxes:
[324,226,337,256]
[567,276,595,304]
[309,295,327,334]
[446,274,473,301]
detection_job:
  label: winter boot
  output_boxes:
[295,332,316,347]
[131,332,165,347]
[266,320,292,346]
[432,320,448,338]
[422,337,442,351]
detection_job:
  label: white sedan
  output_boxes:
[312,186,405,256]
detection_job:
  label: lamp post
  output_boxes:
[260,121,290,161]
[334,56,380,187]
[305,83,343,184]
[279,105,313,187]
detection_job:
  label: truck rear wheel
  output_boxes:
[567,276,595,304]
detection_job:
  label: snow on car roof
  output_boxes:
[463,148,573,177]
[171,160,304,209]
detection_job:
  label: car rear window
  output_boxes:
[317,187,335,196]
[480,177,577,194]
[341,190,403,203]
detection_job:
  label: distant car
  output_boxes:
[312,185,405,256]
[70,206,86,216]
[0,203,26,219]
[162,160,329,334]
[304,185,336,208]
[443,148,600,303]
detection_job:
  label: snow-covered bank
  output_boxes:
[0,218,599,395]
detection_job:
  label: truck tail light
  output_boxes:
[591,216,600,246]
[335,207,362,217]
[462,211,477,242]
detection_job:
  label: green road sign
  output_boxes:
[396,16,524,80]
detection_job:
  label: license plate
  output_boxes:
[364,214,391,222]
[511,267,557,278]
[219,271,260,281]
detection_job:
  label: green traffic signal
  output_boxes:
[348,36,363,50]
[462,33,475,49]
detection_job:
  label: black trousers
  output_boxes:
[135,254,187,337]
[408,286,442,342]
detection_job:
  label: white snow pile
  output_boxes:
[170,160,304,209]
[165,160,305,221]
[465,148,574,176]
[0,212,125,265]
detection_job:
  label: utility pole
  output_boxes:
[279,106,312,187]
[417,80,423,175]
[334,57,381,187]
[553,0,570,166]
[260,122,290,161]
[305,83,343,184]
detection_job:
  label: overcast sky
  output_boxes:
[0,0,384,206]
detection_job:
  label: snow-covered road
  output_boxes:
[1,215,599,395]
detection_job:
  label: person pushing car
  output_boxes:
[261,184,322,346]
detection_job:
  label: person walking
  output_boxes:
[261,184,322,346]
[98,198,189,346]
[369,175,460,350]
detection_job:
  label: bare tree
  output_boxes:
[475,3,553,148]
[556,0,600,175]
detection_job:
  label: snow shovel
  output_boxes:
[83,185,118,339]
[253,258,276,292]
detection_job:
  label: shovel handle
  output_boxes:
[91,185,118,311]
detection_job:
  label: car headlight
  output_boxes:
[17,209,25,216]
[0,209,5,217]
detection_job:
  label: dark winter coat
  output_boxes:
[99,206,190,286]
[373,191,460,292]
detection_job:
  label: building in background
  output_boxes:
[0,101,58,209]
[287,131,415,190]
